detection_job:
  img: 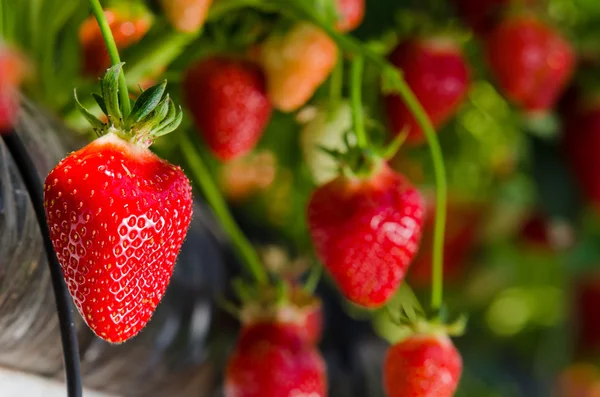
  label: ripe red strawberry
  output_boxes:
[408,200,482,287]
[563,97,600,210]
[260,22,338,112]
[225,322,327,397]
[384,37,470,145]
[335,0,365,32]
[183,57,272,161]
[307,161,425,308]
[0,45,28,132]
[384,334,462,397]
[160,0,213,33]
[485,15,575,113]
[44,64,191,343]
[79,7,152,77]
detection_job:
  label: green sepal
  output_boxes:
[74,90,106,135]
[126,80,167,126]
[92,93,108,117]
[153,106,183,137]
[101,63,124,124]
[152,94,171,123]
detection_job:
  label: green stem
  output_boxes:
[304,263,322,293]
[329,56,343,107]
[179,133,269,285]
[350,56,367,149]
[88,0,130,118]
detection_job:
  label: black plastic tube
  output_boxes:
[2,129,82,397]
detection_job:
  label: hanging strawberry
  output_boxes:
[44,64,192,343]
[160,0,213,33]
[182,57,272,161]
[384,36,470,145]
[485,14,575,113]
[335,0,365,32]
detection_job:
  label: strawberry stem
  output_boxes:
[88,0,131,118]
[304,262,322,294]
[350,56,368,149]
[329,56,343,108]
[179,133,269,285]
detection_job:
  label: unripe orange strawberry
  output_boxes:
[160,0,213,33]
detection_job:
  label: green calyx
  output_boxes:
[75,63,183,146]
[386,304,468,339]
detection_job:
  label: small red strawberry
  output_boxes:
[160,0,213,33]
[79,6,152,77]
[335,0,365,32]
[485,14,575,113]
[384,37,470,145]
[563,96,600,210]
[384,333,462,397]
[225,322,327,397]
[44,65,192,343]
[307,160,425,308]
[260,22,338,112]
[183,57,272,161]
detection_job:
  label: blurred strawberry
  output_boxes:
[563,96,600,210]
[557,363,600,397]
[384,36,470,145]
[260,22,338,112]
[183,57,272,161]
[485,14,575,113]
[160,0,212,33]
[518,211,575,251]
[225,322,327,397]
[220,150,277,201]
[79,6,152,77]
[335,0,365,32]
[0,45,28,132]
[408,199,483,288]
[452,0,536,35]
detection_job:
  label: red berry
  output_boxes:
[563,99,600,209]
[183,57,272,161]
[384,37,470,145]
[0,45,28,132]
[307,162,425,307]
[485,15,575,113]
[335,0,365,32]
[160,0,213,33]
[384,334,462,397]
[44,133,193,343]
[225,322,327,397]
[79,8,152,77]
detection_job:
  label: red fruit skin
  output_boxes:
[563,102,600,209]
[225,322,327,397]
[408,202,481,288]
[384,334,462,397]
[0,47,28,132]
[335,0,365,32]
[307,163,425,308]
[485,15,575,113]
[79,9,151,77]
[183,58,272,161]
[44,133,193,343]
[384,38,470,145]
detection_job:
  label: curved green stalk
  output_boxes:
[179,133,269,285]
[350,56,367,150]
[88,0,130,117]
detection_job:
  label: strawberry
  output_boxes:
[225,322,327,397]
[563,97,600,210]
[44,65,192,343]
[557,363,600,397]
[0,45,28,132]
[307,160,425,308]
[408,199,482,288]
[384,333,462,397]
[79,6,152,77]
[260,22,338,112]
[384,37,470,145]
[485,14,575,113]
[160,0,213,33]
[183,57,272,161]
[335,0,365,32]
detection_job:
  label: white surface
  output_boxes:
[0,368,119,397]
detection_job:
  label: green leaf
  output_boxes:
[127,80,167,125]
[153,106,183,137]
[92,93,108,116]
[101,62,124,124]
[74,90,106,134]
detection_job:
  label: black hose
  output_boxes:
[2,129,82,397]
